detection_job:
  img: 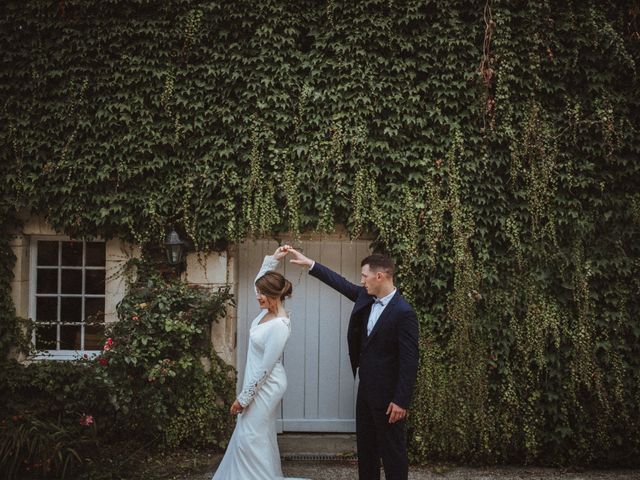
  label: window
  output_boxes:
[30,238,106,359]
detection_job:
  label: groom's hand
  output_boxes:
[287,248,313,268]
[386,402,406,424]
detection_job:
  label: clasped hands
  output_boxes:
[274,244,313,268]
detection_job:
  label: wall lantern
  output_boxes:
[164,229,186,266]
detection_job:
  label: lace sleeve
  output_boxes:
[254,255,280,295]
[237,319,290,408]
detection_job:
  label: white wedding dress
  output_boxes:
[212,256,308,480]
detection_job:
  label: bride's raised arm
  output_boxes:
[254,245,290,293]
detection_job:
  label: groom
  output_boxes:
[288,248,419,480]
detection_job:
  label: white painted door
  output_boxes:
[236,239,370,432]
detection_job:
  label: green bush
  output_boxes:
[0,413,98,480]
[0,360,114,479]
[0,257,235,479]
[98,257,236,446]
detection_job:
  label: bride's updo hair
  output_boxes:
[255,271,293,301]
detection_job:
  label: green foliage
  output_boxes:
[0,232,22,360]
[0,413,97,480]
[0,360,112,479]
[163,362,234,450]
[0,210,27,360]
[0,0,639,467]
[98,258,236,448]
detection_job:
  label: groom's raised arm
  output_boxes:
[288,248,360,302]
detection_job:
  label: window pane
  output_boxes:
[61,242,83,266]
[60,325,81,350]
[84,324,105,350]
[61,269,82,294]
[36,297,58,322]
[60,297,82,323]
[36,268,58,294]
[85,298,105,323]
[86,242,105,266]
[37,241,58,266]
[36,324,58,350]
[86,270,105,295]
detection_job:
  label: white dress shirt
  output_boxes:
[367,289,396,336]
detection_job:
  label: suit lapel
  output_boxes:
[353,296,375,316]
[363,292,399,349]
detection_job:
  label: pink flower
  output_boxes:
[103,338,113,351]
[132,315,139,322]
[79,414,94,426]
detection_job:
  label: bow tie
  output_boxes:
[372,298,384,306]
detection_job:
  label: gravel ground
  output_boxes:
[281,462,640,480]
[182,460,640,480]
[142,450,639,480]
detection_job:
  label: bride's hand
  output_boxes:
[230,399,244,415]
[273,244,291,261]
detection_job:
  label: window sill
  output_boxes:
[30,350,101,361]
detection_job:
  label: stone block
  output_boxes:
[183,251,227,285]
[104,240,139,323]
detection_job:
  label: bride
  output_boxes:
[212,245,306,480]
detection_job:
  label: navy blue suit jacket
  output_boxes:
[309,262,419,409]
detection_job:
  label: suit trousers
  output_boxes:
[356,389,408,480]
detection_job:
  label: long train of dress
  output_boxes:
[212,255,309,480]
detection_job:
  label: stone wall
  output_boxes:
[181,247,237,367]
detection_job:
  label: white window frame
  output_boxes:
[29,235,106,361]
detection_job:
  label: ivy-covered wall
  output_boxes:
[1,0,639,466]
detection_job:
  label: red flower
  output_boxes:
[79,414,94,426]
[99,357,109,366]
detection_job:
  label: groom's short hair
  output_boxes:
[361,254,395,278]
